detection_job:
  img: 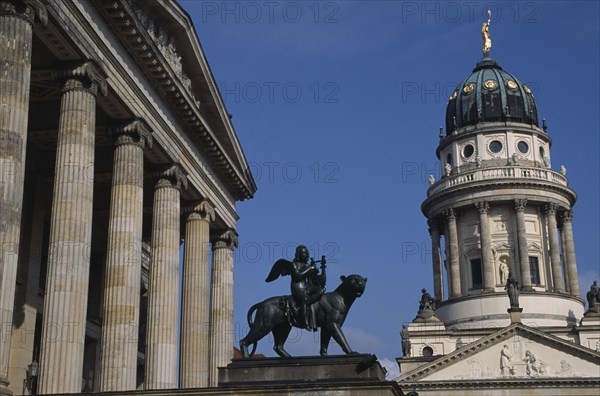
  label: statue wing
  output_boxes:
[265,259,293,282]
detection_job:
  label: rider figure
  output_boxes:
[290,245,326,331]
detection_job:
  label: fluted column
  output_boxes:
[444,209,461,298]
[145,165,187,390]
[38,61,107,395]
[545,203,565,292]
[561,210,580,297]
[180,201,215,388]
[514,199,533,291]
[99,120,153,391]
[560,225,570,294]
[208,229,238,387]
[428,220,443,301]
[0,2,46,393]
[476,201,494,291]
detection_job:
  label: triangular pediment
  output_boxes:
[399,323,600,382]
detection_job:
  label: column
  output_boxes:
[561,210,580,297]
[560,225,571,294]
[208,229,238,387]
[180,201,214,388]
[514,199,533,291]
[38,61,107,395]
[443,209,461,298]
[476,201,495,291]
[0,2,46,394]
[144,165,187,390]
[99,120,152,391]
[545,203,565,292]
[428,220,443,301]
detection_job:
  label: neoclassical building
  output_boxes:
[396,25,600,396]
[0,0,256,394]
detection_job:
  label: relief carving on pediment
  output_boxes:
[132,3,201,108]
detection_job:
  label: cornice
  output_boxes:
[94,0,255,200]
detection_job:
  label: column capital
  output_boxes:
[562,210,574,223]
[111,119,153,149]
[514,198,527,212]
[211,229,238,250]
[185,201,215,223]
[0,0,47,25]
[442,208,456,221]
[544,202,559,215]
[54,60,108,97]
[155,164,188,191]
[475,201,490,215]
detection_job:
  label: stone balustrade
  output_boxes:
[427,166,568,197]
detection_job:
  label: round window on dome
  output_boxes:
[489,140,503,153]
[517,141,529,154]
[423,346,434,357]
[463,144,475,158]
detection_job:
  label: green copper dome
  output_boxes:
[445,58,539,135]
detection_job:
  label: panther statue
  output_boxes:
[239,274,367,358]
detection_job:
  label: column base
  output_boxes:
[483,288,495,293]
[521,287,535,292]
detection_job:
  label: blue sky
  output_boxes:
[179,0,599,376]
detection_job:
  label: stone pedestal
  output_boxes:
[218,355,402,395]
[508,307,523,323]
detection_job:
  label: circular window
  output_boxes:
[489,140,503,153]
[517,141,529,154]
[423,346,434,357]
[446,153,453,166]
[463,144,475,158]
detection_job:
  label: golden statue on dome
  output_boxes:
[482,10,492,57]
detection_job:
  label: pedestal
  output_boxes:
[218,354,403,395]
[508,307,523,323]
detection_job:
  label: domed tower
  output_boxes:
[422,32,584,330]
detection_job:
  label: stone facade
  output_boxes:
[0,0,256,394]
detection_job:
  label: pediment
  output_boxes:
[399,323,600,382]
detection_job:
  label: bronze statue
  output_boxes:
[265,245,326,330]
[415,288,437,321]
[586,280,600,314]
[401,324,411,357]
[505,272,520,308]
[239,274,367,358]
